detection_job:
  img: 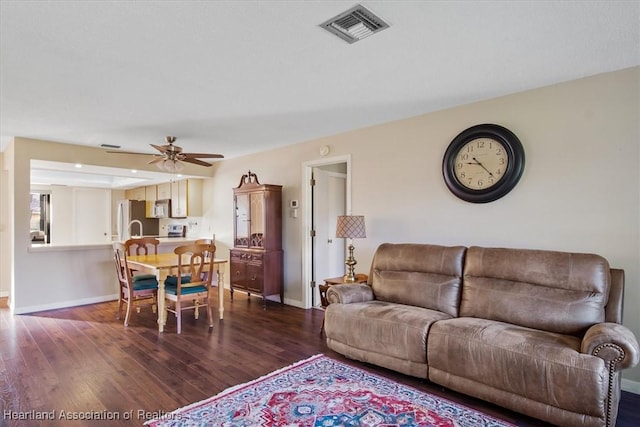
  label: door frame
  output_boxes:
[311,167,347,307]
[301,154,351,309]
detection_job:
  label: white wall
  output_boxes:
[0,151,9,298]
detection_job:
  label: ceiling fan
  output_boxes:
[107,136,224,172]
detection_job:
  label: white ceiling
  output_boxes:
[2,0,639,161]
[30,160,198,189]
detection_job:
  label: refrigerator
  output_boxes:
[116,200,159,241]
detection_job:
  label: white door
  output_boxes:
[312,167,346,306]
[74,188,111,244]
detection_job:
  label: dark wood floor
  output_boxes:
[1,292,638,427]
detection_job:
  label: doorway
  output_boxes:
[301,155,351,309]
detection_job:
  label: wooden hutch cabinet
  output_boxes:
[230,171,283,307]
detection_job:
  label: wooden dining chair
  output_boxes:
[164,243,216,334]
[113,242,158,326]
[124,237,160,284]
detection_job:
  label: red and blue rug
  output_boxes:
[146,354,514,426]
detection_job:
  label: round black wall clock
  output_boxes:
[442,123,525,203]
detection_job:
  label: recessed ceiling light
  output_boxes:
[131,169,137,173]
[74,163,82,168]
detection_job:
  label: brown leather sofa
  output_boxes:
[324,243,639,427]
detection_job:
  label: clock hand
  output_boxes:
[472,157,495,178]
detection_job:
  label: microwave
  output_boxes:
[154,199,171,218]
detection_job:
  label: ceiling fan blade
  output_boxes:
[182,153,225,159]
[181,158,213,167]
[147,157,165,165]
[106,150,153,155]
[150,144,169,153]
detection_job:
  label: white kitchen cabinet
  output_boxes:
[145,185,157,202]
[145,185,157,218]
[170,179,202,218]
[125,186,145,201]
[157,182,171,200]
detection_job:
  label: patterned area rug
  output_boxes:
[146,354,514,427]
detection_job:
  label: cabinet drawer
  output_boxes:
[246,263,264,293]
[231,251,263,263]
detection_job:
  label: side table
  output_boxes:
[319,274,368,335]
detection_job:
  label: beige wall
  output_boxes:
[2,67,639,385]
[203,67,640,385]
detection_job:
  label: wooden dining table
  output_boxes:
[127,253,228,332]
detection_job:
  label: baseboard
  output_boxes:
[622,378,640,394]
[283,297,304,308]
[0,290,8,298]
[12,294,118,315]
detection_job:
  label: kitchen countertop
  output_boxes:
[29,236,206,253]
[120,236,199,244]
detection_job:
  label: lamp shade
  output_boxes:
[336,215,366,239]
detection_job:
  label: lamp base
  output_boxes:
[343,273,357,283]
[343,243,357,283]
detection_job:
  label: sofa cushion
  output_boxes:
[325,300,452,364]
[461,246,610,336]
[428,317,608,419]
[369,243,466,316]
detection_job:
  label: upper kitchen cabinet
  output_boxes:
[145,185,157,202]
[157,182,171,200]
[145,185,157,218]
[170,179,203,218]
[125,186,145,201]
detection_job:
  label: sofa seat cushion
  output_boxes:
[428,317,608,418]
[325,301,452,364]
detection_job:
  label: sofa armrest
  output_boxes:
[581,322,640,370]
[327,283,374,305]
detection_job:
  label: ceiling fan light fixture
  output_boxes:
[160,159,184,173]
[108,135,222,169]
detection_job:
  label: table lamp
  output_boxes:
[335,215,366,282]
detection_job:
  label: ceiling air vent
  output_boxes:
[320,4,389,44]
[100,143,121,149]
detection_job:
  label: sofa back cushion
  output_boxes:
[460,246,610,336]
[370,243,466,317]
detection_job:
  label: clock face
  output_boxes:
[442,124,525,203]
[453,137,508,190]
